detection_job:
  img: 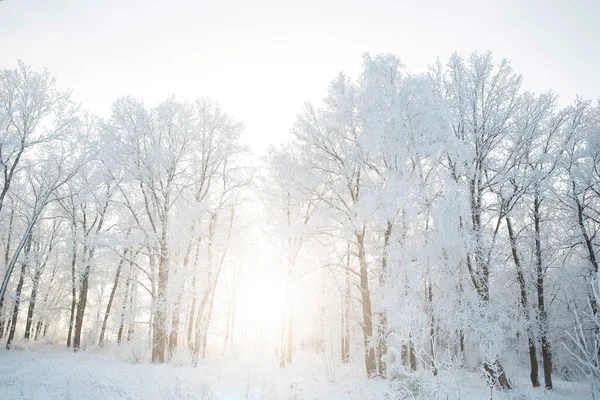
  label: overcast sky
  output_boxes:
[2,0,599,152]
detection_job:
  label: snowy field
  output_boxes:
[0,346,595,400]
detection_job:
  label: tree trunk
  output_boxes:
[534,194,552,389]
[187,274,197,352]
[23,269,42,340]
[191,288,211,366]
[427,282,437,376]
[408,337,417,371]
[506,216,539,387]
[99,247,129,347]
[66,226,77,348]
[573,182,599,360]
[0,311,5,339]
[6,262,26,349]
[202,279,218,359]
[377,221,392,377]
[168,238,194,359]
[484,358,512,389]
[6,235,32,349]
[34,321,43,340]
[357,230,376,377]
[73,260,92,351]
[465,187,511,389]
[341,247,350,364]
[0,208,15,340]
[117,279,129,344]
[152,231,169,363]
[127,269,136,342]
[187,240,201,352]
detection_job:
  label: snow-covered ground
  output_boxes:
[0,345,595,399]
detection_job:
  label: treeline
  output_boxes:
[261,52,599,389]
[0,52,599,391]
[0,61,250,365]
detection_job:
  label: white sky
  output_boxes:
[1,0,599,153]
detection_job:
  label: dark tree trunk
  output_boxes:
[408,337,417,371]
[0,208,15,340]
[117,266,131,344]
[99,247,129,347]
[34,321,43,341]
[6,236,32,349]
[506,216,539,387]
[6,262,27,349]
[0,312,5,340]
[73,261,92,351]
[533,194,552,389]
[126,270,136,342]
[66,228,77,348]
[23,269,42,340]
[484,358,512,389]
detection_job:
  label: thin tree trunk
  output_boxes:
[73,258,93,351]
[573,181,599,359]
[153,228,169,363]
[506,216,539,387]
[99,246,129,347]
[187,239,201,352]
[0,207,15,340]
[408,337,417,371]
[6,262,26,349]
[23,269,42,340]
[534,194,552,389]
[187,274,197,351]
[466,189,512,389]
[24,224,57,341]
[117,264,132,344]
[202,277,219,358]
[377,221,392,377]
[201,208,234,359]
[34,321,43,340]
[191,288,212,366]
[357,229,376,377]
[342,242,351,363]
[67,223,77,348]
[127,268,136,342]
[168,236,194,360]
[6,235,32,349]
[427,282,437,376]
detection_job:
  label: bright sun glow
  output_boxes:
[234,260,289,349]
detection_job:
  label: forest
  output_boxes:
[0,52,599,399]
